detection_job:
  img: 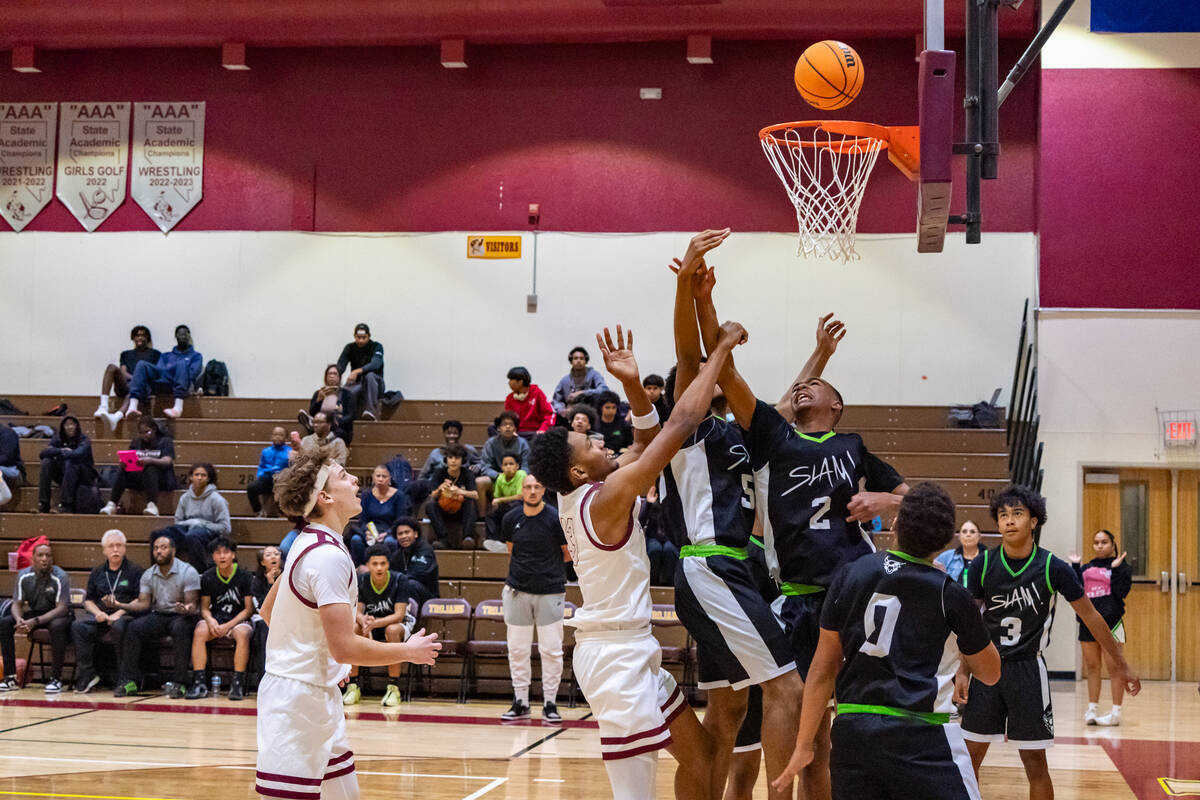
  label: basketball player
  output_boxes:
[663,230,801,800]
[254,448,441,800]
[771,483,1001,800]
[529,321,747,800]
[956,484,1140,800]
[696,251,909,800]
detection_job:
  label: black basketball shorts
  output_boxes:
[830,713,981,800]
[960,655,1054,749]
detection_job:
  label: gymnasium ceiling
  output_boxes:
[1,0,1039,51]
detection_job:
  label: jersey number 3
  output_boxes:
[999,616,1022,647]
[859,593,901,658]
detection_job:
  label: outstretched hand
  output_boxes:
[680,228,730,273]
[596,325,640,386]
[1112,551,1128,567]
[669,258,717,299]
[404,628,442,666]
[771,743,814,793]
[718,320,748,349]
[816,312,846,355]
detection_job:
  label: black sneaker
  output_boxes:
[74,674,100,694]
[44,678,63,694]
[500,699,531,722]
[114,680,138,697]
[542,702,563,724]
[164,682,186,699]
[184,681,208,700]
[228,676,245,701]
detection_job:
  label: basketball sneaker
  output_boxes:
[44,678,62,694]
[228,675,245,701]
[74,674,100,694]
[342,682,361,705]
[0,677,17,692]
[542,702,563,724]
[143,502,160,516]
[1084,703,1099,725]
[1095,706,1121,726]
[100,501,118,516]
[501,699,531,721]
[113,680,138,697]
[163,681,185,699]
[381,684,402,707]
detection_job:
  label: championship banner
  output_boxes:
[0,103,57,232]
[56,102,129,232]
[467,235,522,259]
[131,101,204,232]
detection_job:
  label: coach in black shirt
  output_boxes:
[498,474,570,723]
[71,529,145,693]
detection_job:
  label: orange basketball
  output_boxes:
[794,40,864,111]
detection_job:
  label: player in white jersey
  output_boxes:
[530,320,747,800]
[254,448,441,800]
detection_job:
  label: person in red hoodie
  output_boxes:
[504,367,555,439]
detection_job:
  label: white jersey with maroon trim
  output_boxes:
[558,481,652,632]
[264,523,357,687]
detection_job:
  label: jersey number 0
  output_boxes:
[859,593,902,658]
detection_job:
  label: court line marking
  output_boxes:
[533,778,567,782]
[510,712,591,758]
[461,777,507,800]
[0,793,183,800]
[0,754,194,768]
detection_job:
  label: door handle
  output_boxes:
[1161,571,1171,593]
[1180,573,1189,595]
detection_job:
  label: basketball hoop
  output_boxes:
[760,121,919,263]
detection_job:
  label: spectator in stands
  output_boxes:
[337,323,386,421]
[170,463,231,567]
[477,411,531,511]
[125,324,203,422]
[505,367,555,438]
[425,443,479,549]
[0,542,70,693]
[934,520,982,581]
[483,454,526,552]
[0,423,25,506]
[341,544,417,707]
[592,390,634,454]
[566,403,597,436]
[418,420,480,480]
[299,364,357,445]
[249,545,282,688]
[640,373,668,421]
[247,427,292,517]
[37,415,98,513]
[102,417,176,517]
[186,536,254,701]
[72,529,144,693]
[390,518,439,607]
[290,411,348,466]
[346,465,410,567]
[94,325,160,432]
[640,485,678,587]
[109,534,201,697]
[550,346,610,419]
[499,474,570,723]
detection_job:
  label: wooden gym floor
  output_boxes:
[0,681,1196,799]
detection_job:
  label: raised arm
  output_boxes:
[694,270,756,429]
[671,229,730,401]
[593,326,657,464]
[776,313,846,423]
[1070,595,1141,695]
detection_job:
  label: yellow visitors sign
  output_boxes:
[467,235,522,259]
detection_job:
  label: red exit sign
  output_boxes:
[1166,421,1196,443]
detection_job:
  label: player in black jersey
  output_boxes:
[344,544,415,707]
[187,536,255,700]
[772,483,1001,800]
[956,485,1140,800]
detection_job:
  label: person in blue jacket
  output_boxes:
[125,325,203,421]
[246,427,292,517]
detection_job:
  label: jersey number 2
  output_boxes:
[859,593,901,658]
[810,496,831,529]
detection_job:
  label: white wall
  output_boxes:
[1042,0,1200,69]
[1037,310,1200,670]
[0,231,1036,405]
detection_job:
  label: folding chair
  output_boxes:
[461,598,507,702]
[406,598,470,702]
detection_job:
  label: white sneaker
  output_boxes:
[163,407,182,419]
[1084,705,1098,725]
[1095,708,1121,727]
[102,411,123,432]
[143,502,160,516]
[93,404,108,418]
[482,539,508,553]
[100,501,118,516]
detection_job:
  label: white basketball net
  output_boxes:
[760,124,886,263]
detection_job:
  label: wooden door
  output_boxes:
[1177,470,1200,683]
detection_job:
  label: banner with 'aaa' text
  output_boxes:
[131,102,204,232]
[0,103,58,232]
[56,102,129,232]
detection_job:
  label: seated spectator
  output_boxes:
[125,324,203,422]
[247,427,292,517]
[337,323,388,421]
[639,373,670,422]
[0,423,25,506]
[249,545,282,689]
[298,364,357,445]
[166,463,231,568]
[37,415,98,513]
[477,411,531,513]
[505,367,555,438]
[108,534,201,697]
[389,518,440,607]
[566,403,597,436]
[101,417,176,517]
[346,465,411,567]
[417,420,480,492]
[425,444,479,549]
[290,411,348,466]
[72,529,144,693]
[551,346,610,420]
[342,544,417,707]
[186,536,254,701]
[0,542,70,693]
[593,390,634,454]
[483,454,526,552]
[94,325,160,432]
[640,485,679,587]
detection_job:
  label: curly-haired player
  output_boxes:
[254,448,441,800]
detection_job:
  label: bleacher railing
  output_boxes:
[1006,299,1043,491]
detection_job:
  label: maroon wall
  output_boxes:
[0,40,1037,234]
[1039,68,1200,309]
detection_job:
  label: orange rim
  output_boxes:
[760,120,921,179]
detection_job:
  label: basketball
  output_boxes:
[794,40,864,111]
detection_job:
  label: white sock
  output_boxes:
[171,398,183,413]
[1088,702,1099,711]
[128,398,139,413]
[602,752,657,800]
[99,393,109,406]
[514,687,529,705]
[1111,705,1121,713]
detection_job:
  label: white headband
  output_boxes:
[301,464,333,517]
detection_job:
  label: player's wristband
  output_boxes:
[631,408,660,430]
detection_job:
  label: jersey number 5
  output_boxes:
[859,593,901,658]
[740,474,755,510]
